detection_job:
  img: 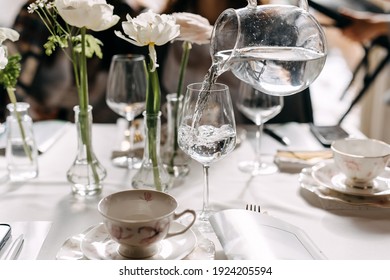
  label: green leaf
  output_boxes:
[0,54,21,89]
[85,35,103,59]
[44,35,69,56]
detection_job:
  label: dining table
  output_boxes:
[0,119,389,260]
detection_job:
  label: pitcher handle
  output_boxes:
[299,0,309,11]
[166,209,196,238]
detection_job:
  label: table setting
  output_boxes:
[2,0,390,262]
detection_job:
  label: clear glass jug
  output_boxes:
[210,0,328,96]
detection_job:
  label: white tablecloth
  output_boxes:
[0,122,389,260]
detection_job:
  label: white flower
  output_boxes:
[0,47,8,70]
[172,12,213,45]
[0,27,20,44]
[55,0,120,31]
[0,27,19,70]
[115,9,180,71]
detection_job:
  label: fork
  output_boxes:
[245,204,261,212]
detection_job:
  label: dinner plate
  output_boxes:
[299,167,390,208]
[311,162,390,197]
[80,222,197,260]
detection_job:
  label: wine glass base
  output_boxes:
[238,160,278,175]
[194,210,215,234]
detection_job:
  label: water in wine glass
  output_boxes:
[237,82,283,175]
[178,82,236,234]
[179,124,236,165]
[106,54,147,168]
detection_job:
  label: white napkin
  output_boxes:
[209,209,326,260]
[274,149,333,173]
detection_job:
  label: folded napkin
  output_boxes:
[209,209,326,260]
[274,149,333,173]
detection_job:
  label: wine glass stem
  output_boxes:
[201,164,210,221]
[121,118,134,153]
[255,122,264,166]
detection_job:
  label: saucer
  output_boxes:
[312,162,390,197]
[80,222,197,260]
[299,167,390,208]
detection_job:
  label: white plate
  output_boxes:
[299,167,390,208]
[312,162,390,197]
[80,222,197,260]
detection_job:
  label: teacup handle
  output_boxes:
[166,209,196,238]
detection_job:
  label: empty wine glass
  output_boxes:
[237,81,283,175]
[106,54,147,168]
[178,82,237,233]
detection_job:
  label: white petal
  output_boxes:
[55,0,119,31]
[0,46,8,70]
[0,27,19,44]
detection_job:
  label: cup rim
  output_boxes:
[98,189,178,223]
[187,82,229,92]
[112,53,145,61]
[331,138,390,159]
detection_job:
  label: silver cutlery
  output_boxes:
[245,204,261,213]
[4,234,24,260]
[264,126,290,146]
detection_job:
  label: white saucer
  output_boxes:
[312,162,390,197]
[299,167,390,208]
[80,222,197,260]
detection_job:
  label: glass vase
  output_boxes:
[132,111,172,192]
[162,93,191,179]
[67,105,106,196]
[6,102,38,181]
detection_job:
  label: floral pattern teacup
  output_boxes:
[98,190,196,258]
[331,138,390,188]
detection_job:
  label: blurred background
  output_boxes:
[1,0,390,143]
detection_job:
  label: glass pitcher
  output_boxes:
[210,0,328,96]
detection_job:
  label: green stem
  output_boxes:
[77,29,99,185]
[146,63,162,190]
[176,42,192,100]
[168,42,192,172]
[6,87,32,162]
[147,114,162,191]
[146,64,161,115]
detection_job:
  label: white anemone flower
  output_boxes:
[115,10,180,72]
[55,0,120,31]
[172,12,213,45]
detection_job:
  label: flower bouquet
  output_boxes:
[28,0,120,195]
[115,10,180,192]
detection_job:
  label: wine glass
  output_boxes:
[106,54,147,168]
[237,81,283,175]
[178,82,237,233]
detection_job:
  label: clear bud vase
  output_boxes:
[67,105,106,196]
[6,102,38,181]
[132,111,172,192]
[162,93,191,180]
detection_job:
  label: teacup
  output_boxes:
[331,138,390,188]
[98,189,196,259]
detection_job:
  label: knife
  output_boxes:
[264,127,290,146]
[4,234,24,260]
